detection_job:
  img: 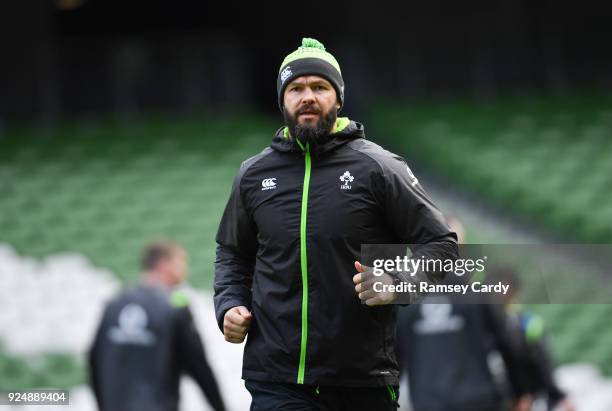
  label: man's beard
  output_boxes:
[284,104,337,148]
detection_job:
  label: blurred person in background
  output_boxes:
[214,37,457,410]
[395,295,532,411]
[487,267,576,411]
[395,217,532,411]
[88,239,226,411]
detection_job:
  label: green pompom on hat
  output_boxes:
[277,37,344,112]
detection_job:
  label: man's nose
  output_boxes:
[301,87,315,103]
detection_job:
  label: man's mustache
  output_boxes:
[297,105,321,115]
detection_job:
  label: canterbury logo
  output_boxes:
[280,66,292,84]
[261,178,277,190]
[406,165,419,187]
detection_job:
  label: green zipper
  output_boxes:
[297,141,311,384]
[386,385,397,402]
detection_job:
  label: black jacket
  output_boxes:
[214,118,457,387]
[396,301,528,411]
[89,285,226,411]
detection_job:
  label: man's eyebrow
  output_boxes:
[310,80,331,86]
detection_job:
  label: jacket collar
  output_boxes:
[270,117,365,156]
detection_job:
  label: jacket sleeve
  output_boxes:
[521,317,566,405]
[482,305,530,398]
[175,307,226,411]
[529,337,566,405]
[375,153,458,282]
[214,166,258,331]
[88,308,106,411]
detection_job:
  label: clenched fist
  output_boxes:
[353,261,397,306]
[223,306,252,343]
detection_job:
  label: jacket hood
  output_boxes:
[271,117,365,156]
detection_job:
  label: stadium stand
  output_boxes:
[371,95,612,243]
[0,114,274,286]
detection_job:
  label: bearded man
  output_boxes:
[214,37,458,411]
